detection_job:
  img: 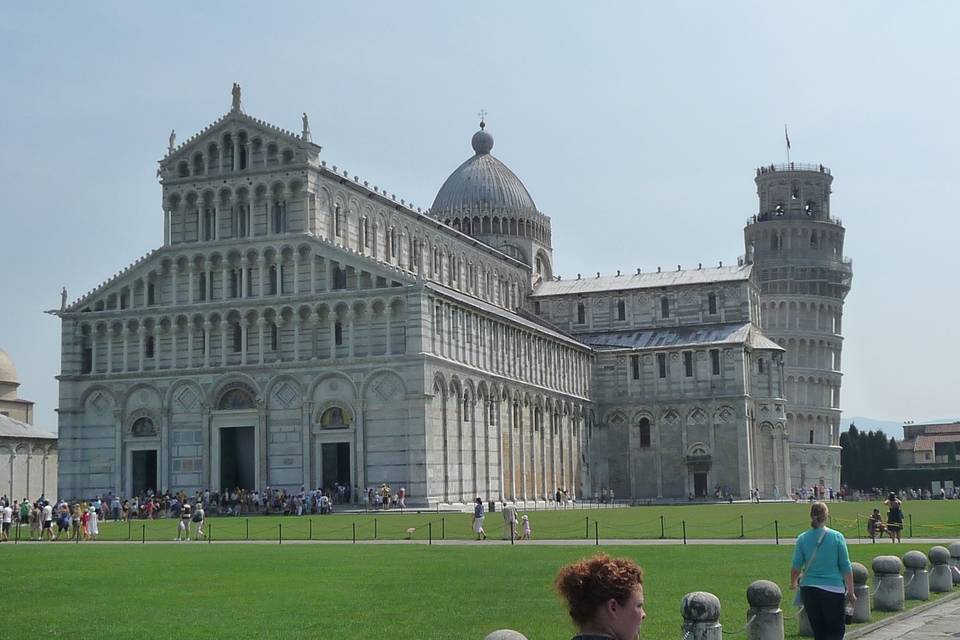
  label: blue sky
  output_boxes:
[1,2,956,430]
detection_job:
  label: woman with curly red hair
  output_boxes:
[555,553,646,639]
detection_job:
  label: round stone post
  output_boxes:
[948,542,960,584]
[902,551,930,601]
[681,591,722,640]
[484,631,527,640]
[851,562,871,623]
[928,546,953,593]
[872,556,905,612]
[746,580,784,640]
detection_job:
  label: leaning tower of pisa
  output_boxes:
[744,163,852,493]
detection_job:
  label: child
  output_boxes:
[521,514,531,541]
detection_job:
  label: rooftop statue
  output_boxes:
[168,129,176,154]
[232,83,242,111]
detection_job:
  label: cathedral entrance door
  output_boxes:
[131,449,158,496]
[320,442,351,490]
[693,472,708,498]
[220,426,255,490]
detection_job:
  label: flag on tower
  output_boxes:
[785,125,791,150]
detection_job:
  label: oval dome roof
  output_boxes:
[431,123,538,217]
[0,348,18,385]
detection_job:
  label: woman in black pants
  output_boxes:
[790,502,856,640]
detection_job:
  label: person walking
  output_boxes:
[87,505,99,541]
[885,492,903,543]
[521,514,532,540]
[501,501,518,540]
[555,553,646,640]
[790,501,855,640]
[176,503,191,541]
[41,500,55,541]
[472,497,486,540]
[1,502,12,542]
[192,502,205,540]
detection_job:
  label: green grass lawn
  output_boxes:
[0,542,953,639]
[35,498,960,543]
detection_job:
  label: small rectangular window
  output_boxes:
[710,349,720,375]
[809,429,814,444]
[334,266,347,290]
[233,323,242,352]
[631,355,640,380]
[270,324,278,351]
[758,358,765,374]
[657,353,667,379]
[147,283,156,306]
[576,302,585,324]
[198,273,207,301]
[708,293,717,315]
[683,351,693,377]
[660,296,670,319]
[617,299,626,321]
[145,335,155,359]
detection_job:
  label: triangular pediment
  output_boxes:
[59,234,416,315]
[160,106,321,181]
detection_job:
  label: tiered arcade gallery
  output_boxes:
[54,88,848,504]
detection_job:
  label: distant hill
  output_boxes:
[841,417,905,440]
[841,416,960,440]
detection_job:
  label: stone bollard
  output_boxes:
[928,546,953,593]
[484,631,528,640]
[902,551,930,601]
[681,591,722,640]
[746,580,784,640]
[851,562,871,623]
[949,542,960,584]
[872,555,905,612]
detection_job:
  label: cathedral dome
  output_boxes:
[431,123,538,217]
[0,348,18,385]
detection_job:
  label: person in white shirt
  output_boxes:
[42,502,55,541]
[193,503,205,539]
[1,504,12,541]
[87,506,99,540]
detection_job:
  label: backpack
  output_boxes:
[192,511,202,523]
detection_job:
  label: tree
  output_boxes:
[839,423,898,491]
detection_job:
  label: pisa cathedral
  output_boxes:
[54,87,850,505]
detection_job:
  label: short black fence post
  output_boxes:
[510,520,515,545]
[141,524,145,544]
[428,521,433,545]
[740,514,744,538]
[374,518,378,540]
[856,514,861,541]
[208,523,212,544]
[352,522,356,544]
[585,516,589,539]
[909,514,913,538]
[309,519,313,541]
[774,520,779,545]
[245,518,249,541]
[682,520,687,545]
[660,515,665,539]
[279,523,282,545]
[442,517,445,540]
[594,521,599,546]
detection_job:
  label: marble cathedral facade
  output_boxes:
[54,88,847,504]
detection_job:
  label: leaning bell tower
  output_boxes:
[744,163,852,493]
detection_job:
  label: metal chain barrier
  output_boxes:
[720,614,757,635]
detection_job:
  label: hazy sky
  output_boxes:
[1,2,957,431]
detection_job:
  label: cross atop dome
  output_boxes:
[478,109,487,130]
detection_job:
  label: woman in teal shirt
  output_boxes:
[790,502,856,640]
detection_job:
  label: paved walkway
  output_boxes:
[8,536,958,546]
[851,592,960,639]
